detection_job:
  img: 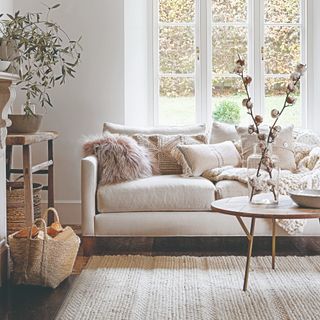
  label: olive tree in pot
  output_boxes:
[0,4,82,133]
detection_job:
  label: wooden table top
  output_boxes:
[6,131,58,145]
[211,196,320,219]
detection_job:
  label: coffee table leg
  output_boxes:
[243,217,256,291]
[272,219,276,270]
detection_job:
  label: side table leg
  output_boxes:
[243,217,256,291]
[48,140,54,224]
[6,145,12,180]
[23,145,34,226]
[272,218,276,270]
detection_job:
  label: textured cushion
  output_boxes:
[236,125,296,171]
[172,141,241,177]
[133,134,207,174]
[103,122,206,135]
[97,175,216,212]
[209,121,238,144]
[215,180,248,200]
[82,134,154,185]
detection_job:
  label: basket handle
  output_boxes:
[42,207,60,225]
[29,218,47,239]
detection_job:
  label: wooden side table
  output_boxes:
[6,131,58,226]
[211,196,320,291]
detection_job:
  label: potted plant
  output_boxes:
[0,4,82,133]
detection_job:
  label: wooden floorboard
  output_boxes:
[1,236,320,320]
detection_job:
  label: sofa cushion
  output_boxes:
[172,141,241,177]
[132,134,208,174]
[215,180,248,199]
[236,125,296,171]
[97,175,216,212]
[209,121,239,144]
[82,134,155,185]
[103,122,206,135]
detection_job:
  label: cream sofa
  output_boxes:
[81,123,320,254]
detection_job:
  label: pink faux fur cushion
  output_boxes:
[83,134,155,185]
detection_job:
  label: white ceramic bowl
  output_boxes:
[289,190,320,209]
[0,60,11,72]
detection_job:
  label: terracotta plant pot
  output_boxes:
[8,114,43,134]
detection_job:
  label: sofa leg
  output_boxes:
[82,236,96,256]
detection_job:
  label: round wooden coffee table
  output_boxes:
[211,195,320,291]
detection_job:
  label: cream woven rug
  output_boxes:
[56,255,320,320]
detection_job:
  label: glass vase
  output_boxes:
[247,143,280,205]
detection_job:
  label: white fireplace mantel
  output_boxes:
[0,71,19,286]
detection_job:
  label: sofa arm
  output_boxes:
[81,155,98,236]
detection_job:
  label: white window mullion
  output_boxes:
[253,0,264,118]
[152,0,159,126]
[301,0,308,128]
[195,0,202,123]
[198,0,211,124]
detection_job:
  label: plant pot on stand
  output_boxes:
[8,114,43,134]
[0,5,82,134]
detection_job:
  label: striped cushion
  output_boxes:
[133,134,207,174]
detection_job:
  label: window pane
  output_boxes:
[160,26,195,74]
[212,76,247,124]
[264,77,301,128]
[212,0,247,23]
[159,0,195,23]
[265,0,300,24]
[159,77,196,125]
[212,26,248,75]
[264,26,301,74]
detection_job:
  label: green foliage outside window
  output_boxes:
[212,100,241,124]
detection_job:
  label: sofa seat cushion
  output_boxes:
[215,180,248,199]
[97,175,216,212]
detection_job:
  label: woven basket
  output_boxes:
[8,208,80,288]
[6,182,42,235]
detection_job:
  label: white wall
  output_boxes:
[124,0,151,126]
[12,0,126,223]
[308,0,320,134]
[0,0,13,13]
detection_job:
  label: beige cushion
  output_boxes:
[215,180,248,199]
[172,141,241,177]
[103,122,206,135]
[97,175,216,212]
[133,134,207,174]
[209,121,238,144]
[236,125,296,171]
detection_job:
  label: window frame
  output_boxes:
[152,0,202,125]
[152,0,308,128]
[259,0,307,128]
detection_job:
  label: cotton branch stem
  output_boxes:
[249,76,301,201]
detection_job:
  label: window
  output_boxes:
[263,0,305,127]
[212,0,249,125]
[153,0,307,127]
[154,0,199,125]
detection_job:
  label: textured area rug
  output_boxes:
[56,255,320,320]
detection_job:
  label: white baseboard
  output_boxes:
[41,201,81,225]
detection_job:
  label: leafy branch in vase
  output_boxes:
[234,56,306,201]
